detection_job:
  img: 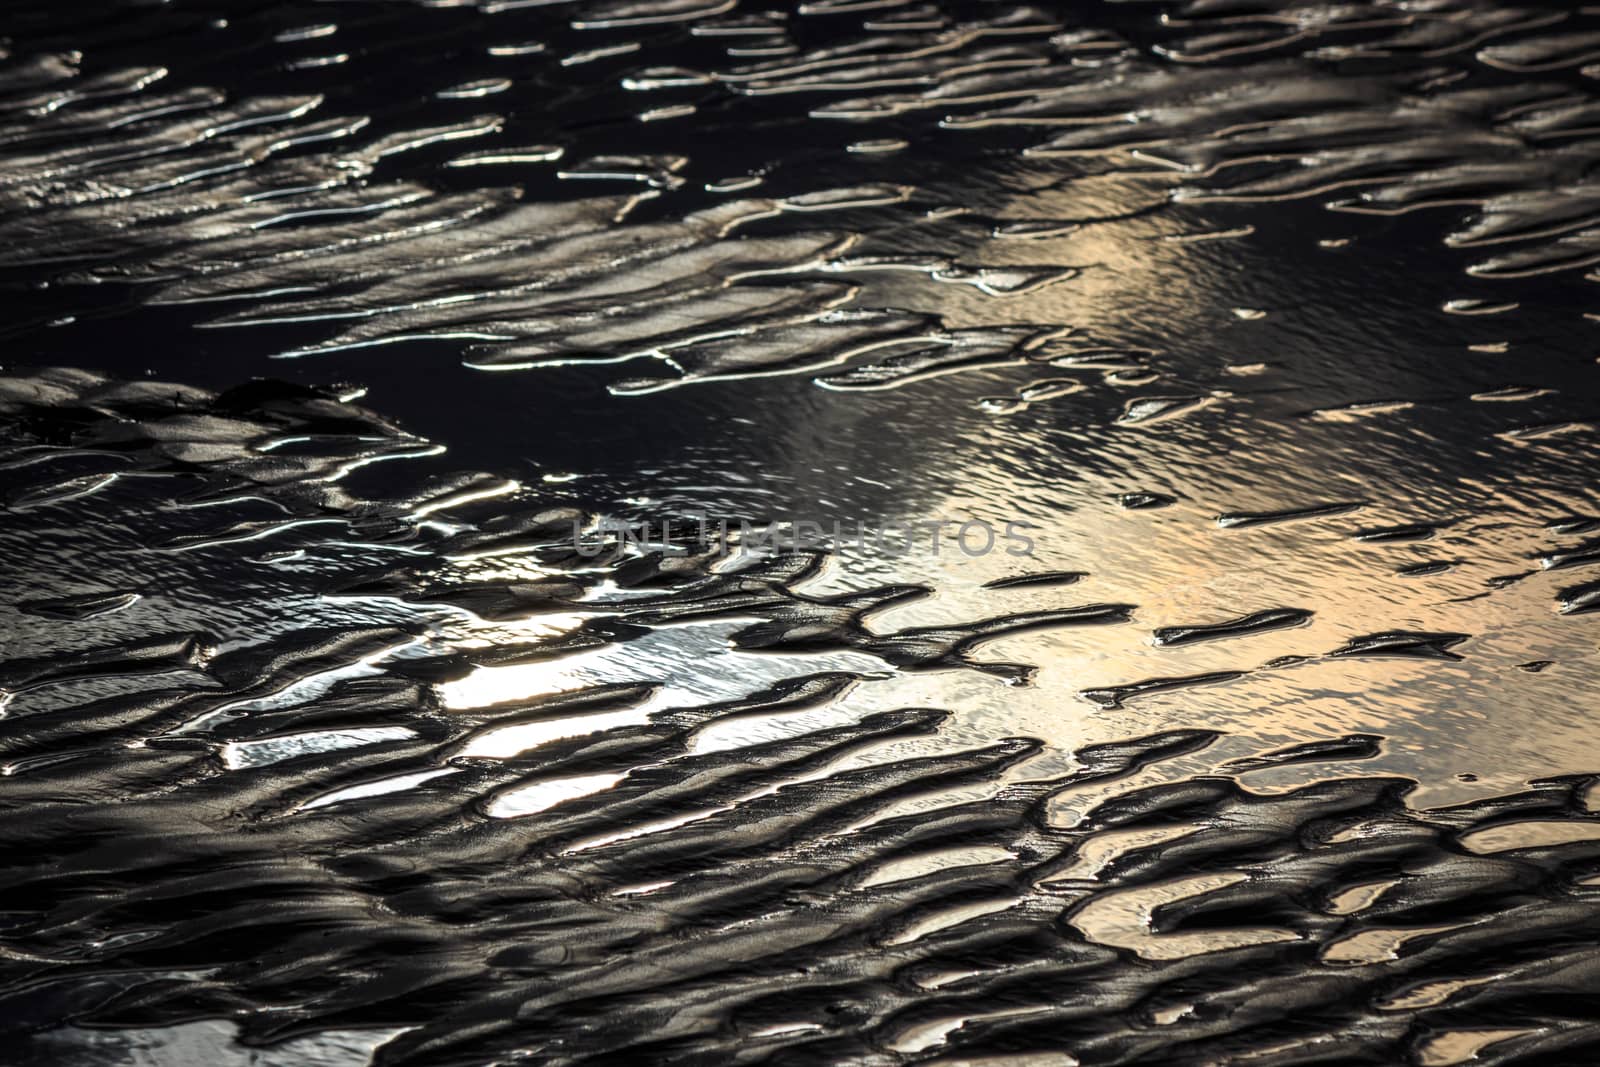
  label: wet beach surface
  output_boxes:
[2,0,1600,1063]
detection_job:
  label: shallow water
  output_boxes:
[2,0,1600,1064]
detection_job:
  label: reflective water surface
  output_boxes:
[2,0,1599,1064]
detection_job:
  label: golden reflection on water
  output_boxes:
[763,470,1600,813]
[1066,871,1300,961]
[801,189,1598,811]
[1416,1029,1539,1066]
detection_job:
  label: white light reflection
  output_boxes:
[445,618,888,758]
[487,771,628,818]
